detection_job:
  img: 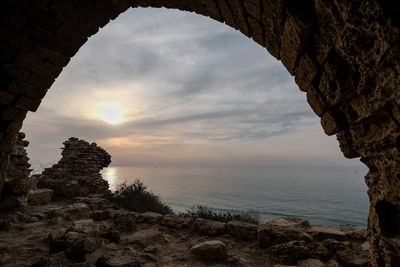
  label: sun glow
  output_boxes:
[98,102,126,124]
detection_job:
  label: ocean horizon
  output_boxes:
[101,164,369,229]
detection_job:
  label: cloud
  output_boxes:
[21,7,360,168]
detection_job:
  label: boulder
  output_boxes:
[306,242,330,261]
[271,218,311,228]
[258,218,312,248]
[345,229,368,241]
[268,240,310,265]
[27,188,53,206]
[336,247,369,267]
[50,230,105,261]
[227,221,258,240]
[307,226,347,241]
[191,240,228,262]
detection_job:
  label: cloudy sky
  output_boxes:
[22,7,362,169]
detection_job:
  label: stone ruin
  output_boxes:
[0,135,112,208]
[0,132,53,209]
[37,137,111,199]
[0,132,33,208]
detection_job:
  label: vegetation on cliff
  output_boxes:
[111,180,260,224]
[111,179,173,215]
[179,205,260,224]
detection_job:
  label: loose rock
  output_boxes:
[191,240,228,263]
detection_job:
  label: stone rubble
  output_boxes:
[190,240,228,262]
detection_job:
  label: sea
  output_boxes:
[101,165,369,229]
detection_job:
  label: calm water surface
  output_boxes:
[102,165,369,229]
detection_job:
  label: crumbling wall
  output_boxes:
[0,132,33,208]
[37,137,111,199]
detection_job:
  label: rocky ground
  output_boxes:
[0,194,369,267]
[0,138,370,266]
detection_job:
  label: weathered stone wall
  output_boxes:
[0,132,32,208]
[0,0,399,265]
[37,137,111,199]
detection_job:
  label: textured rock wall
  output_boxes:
[0,132,32,208]
[0,0,399,265]
[37,137,111,199]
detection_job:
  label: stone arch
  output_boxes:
[0,0,399,265]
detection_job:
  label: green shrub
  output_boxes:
[111,179,173,215]
[179,205,260,224]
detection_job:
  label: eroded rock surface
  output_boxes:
[37,137,111,199]
[0,133,32,208]
[0,194,369,267]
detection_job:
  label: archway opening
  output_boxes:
[22,7,369,229]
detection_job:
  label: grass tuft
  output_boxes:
[179,205,260,224]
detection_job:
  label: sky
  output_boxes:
[22,7,364,169]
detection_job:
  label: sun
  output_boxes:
[98,102,125,124]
